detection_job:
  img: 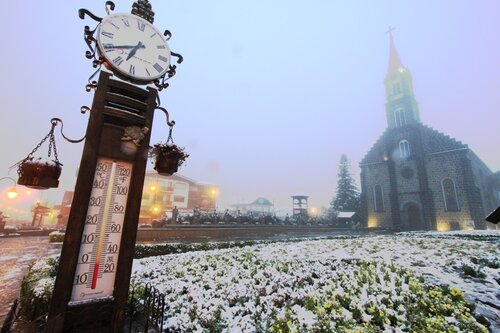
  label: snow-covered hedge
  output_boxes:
[133,236,495,332]
[48,231,65,243]
[19,257,58,322]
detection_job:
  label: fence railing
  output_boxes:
[126,282,167,332]
[3,282,168,333]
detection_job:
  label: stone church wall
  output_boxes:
[467,151,498,229]
[394,160,420,193]
[425,150,474,230]
[361,163,393,228]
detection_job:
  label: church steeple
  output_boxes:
[387,28,404,75]
[384,27,420,128]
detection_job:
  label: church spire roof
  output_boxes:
[386,26,403,74]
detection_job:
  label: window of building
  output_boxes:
[173,195,185,203]
[399,140,410,159]
[373,185,384,211]
[175,183,187,189]
[392,82,401,95]
[442,178,459,211]
[394,108,406,127]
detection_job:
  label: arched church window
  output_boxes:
[392,82,401,95]
[373,185,384,211]
[394,108,406,127]
[441,178,459,211]
[399,140,410,159]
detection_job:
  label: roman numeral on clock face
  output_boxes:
[153,63,164,73]
[137,21,145,32]
[129,65,135,75]
[158,55,169,63]
[113,56,124,66]
[101,31,114,39]
[103,43,114,51]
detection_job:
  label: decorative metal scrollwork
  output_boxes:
[79,2,116,91]
[153,51,184,91]
[155,106,176,144]
[51,118,87,143]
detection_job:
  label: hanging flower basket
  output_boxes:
[149,143,189,176]
[17,157,62,189]
[14,119,63,190]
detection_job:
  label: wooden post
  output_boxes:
[46,71,157,332]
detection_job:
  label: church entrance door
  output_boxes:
[407,204,422,230]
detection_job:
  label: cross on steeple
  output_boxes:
[385,26,396,39]
[386,25,403,75]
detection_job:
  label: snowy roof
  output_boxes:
[337,212,357,218]
[291,194,308,199]
[250,197,273,206]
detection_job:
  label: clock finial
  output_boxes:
[131,0,155,23]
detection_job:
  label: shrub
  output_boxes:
[48,231,65,243]
[461,264,487,279]
[19,257,59,324]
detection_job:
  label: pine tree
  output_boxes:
[329,154,360,215]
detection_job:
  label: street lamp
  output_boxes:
[150,204,161,216]
[209,187,218,198]
[0,177,18,200]
[149,182,159,192]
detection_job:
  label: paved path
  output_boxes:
[0,236,62,326]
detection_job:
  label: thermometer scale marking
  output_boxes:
[70,158,133,304]
[91,161,116,289]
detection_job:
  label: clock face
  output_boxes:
[96,13,171,82]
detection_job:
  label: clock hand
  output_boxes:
[104,44,145,50]
[126,41,145,61]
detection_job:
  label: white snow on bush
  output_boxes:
[132,231,499,332]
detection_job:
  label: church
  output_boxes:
[359,33,499,231]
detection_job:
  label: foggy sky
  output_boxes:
[1,1,499,216]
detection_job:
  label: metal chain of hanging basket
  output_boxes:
[166,122,175,144]
[16,119,60,177]
[156,106,176,144]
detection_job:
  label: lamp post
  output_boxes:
[148,182,163,222]
[209,187,218,207]
[0,177,19,200]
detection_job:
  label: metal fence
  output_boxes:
[3,283,167,333]
[126,282,167,333]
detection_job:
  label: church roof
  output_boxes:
[420,124,468,154]
[360,124,468,165]
[360,130,390,165]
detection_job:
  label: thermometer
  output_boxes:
[70,158,133,304]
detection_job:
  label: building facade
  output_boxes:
[230,197,274,216]
[140,172,217,223]
[360,34,499,231]
[56,173,217,225]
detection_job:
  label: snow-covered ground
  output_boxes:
[132,231,499,332]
